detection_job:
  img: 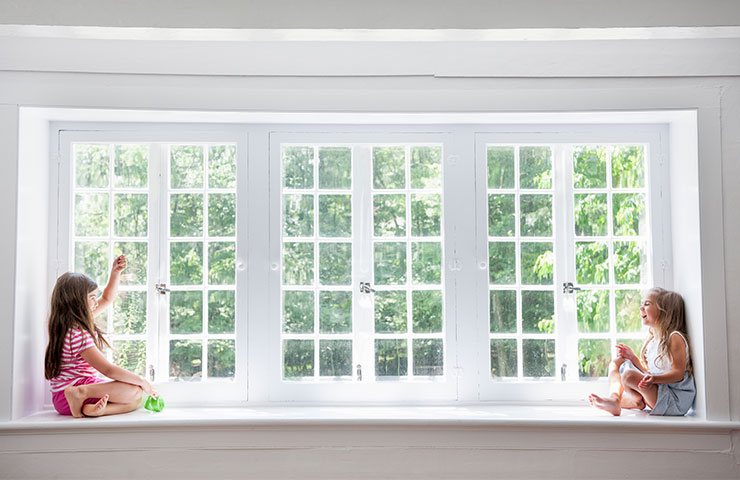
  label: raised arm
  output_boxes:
[80,346,155,396]
[93,254,127,316]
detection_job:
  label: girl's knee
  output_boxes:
[611,358,625,370]
[126,385,143,403]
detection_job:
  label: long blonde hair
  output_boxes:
[44,272,110,380]
[640,287,693,375]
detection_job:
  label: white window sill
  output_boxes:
[2,405,737,432]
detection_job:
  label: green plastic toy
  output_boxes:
[143,395,165,412]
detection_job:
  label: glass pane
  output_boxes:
[573,146,607,188]
[113,291,147,335]
[114,242,147,285]
[114,145,148,188]
[490,290,516,333]
[374,290,407,333]
[283,242,314,285]
[520,194,552,237]
[519,146,552,189]
[574,194,607,237]
[521,242,554,285]
[208,145,237,188]
[170,291,203,334]
[487,146,515,189]
[319,291,352,333]
[490,339,517,378]
[319,243,352,285]
[283,290,314,333]
[319,340,352,376]
[208,193,236,237]
[75,193,109,237]
[74,241,108,284]
[374,242,406,285]
[283,146,314,189]
[112,340,146,377]
[613,193,646,236]
[488,194,515,237]
[411,242,441,285]
[208,339,235,378]
[169,340,202,381]
[579,339,611,379]
[318,147,351,189]
[575,241,609,285]
[170,194,203,237]
[208,290,235,334]
[410,146,442,189]
[576,289,610,333]
[208,242,235,285]
[413,339,443,376]
[614,241,646,284]
[75,144,109,188]
[488,242,515,284]
[375,339,408,377]
[523,339,555,378]
[411,194,441,237]
[373,147,406,189]
[283,194,314,238]
[170,242,203,285]
[114,194,148,237]
[412,290,442,333]
[521,290,554,334]
[283,340,314,378]
[615,289,642,332]
[612,146,645,188]
[170,145,204,189]
[319,194,352,237]
[374,194,406,237]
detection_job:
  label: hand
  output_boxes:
[139,377,155,396]
[638,375,655,389]
[112,254,127,274]
[616,343,637,363]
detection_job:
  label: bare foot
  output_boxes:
[64,385,86,418]
[589,393,622,416]
[82,394,109,417]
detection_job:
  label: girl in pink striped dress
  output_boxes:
[44,255,157,417]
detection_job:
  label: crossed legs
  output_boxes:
[64,381,143,418]
[589,358,658,416]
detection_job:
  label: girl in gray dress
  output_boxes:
[589,288,695,416]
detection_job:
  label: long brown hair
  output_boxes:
[640,287,693,375]
[44,273,110,380]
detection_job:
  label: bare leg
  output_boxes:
[589,358,624,416]
[622,370,659,408]
[84,399,141,417]
[65,381,143,417]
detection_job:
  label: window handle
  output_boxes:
[562,282,581,294]
[359,282,375,294]
[155,283,171,295]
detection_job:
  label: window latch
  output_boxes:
[356,364,362,381]
[562,282,581,294]
[149,364,155,382]
[155,283,171,295]
[359,282,375,294]
[561,363,567,382]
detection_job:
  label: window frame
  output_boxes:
[474,125,669,401]
[50,121,671,406]
[56,128,249,405]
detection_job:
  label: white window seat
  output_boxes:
[2,405,737,432]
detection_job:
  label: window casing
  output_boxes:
[53,123,668,405]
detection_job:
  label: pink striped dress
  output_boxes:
[50,327,101,392]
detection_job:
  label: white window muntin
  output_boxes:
[268,131,456,402]
[475,127,667,401]
[58,129,248,405]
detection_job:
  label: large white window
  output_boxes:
[54,123,668,405]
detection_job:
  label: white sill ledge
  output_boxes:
[2,405,738,432]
